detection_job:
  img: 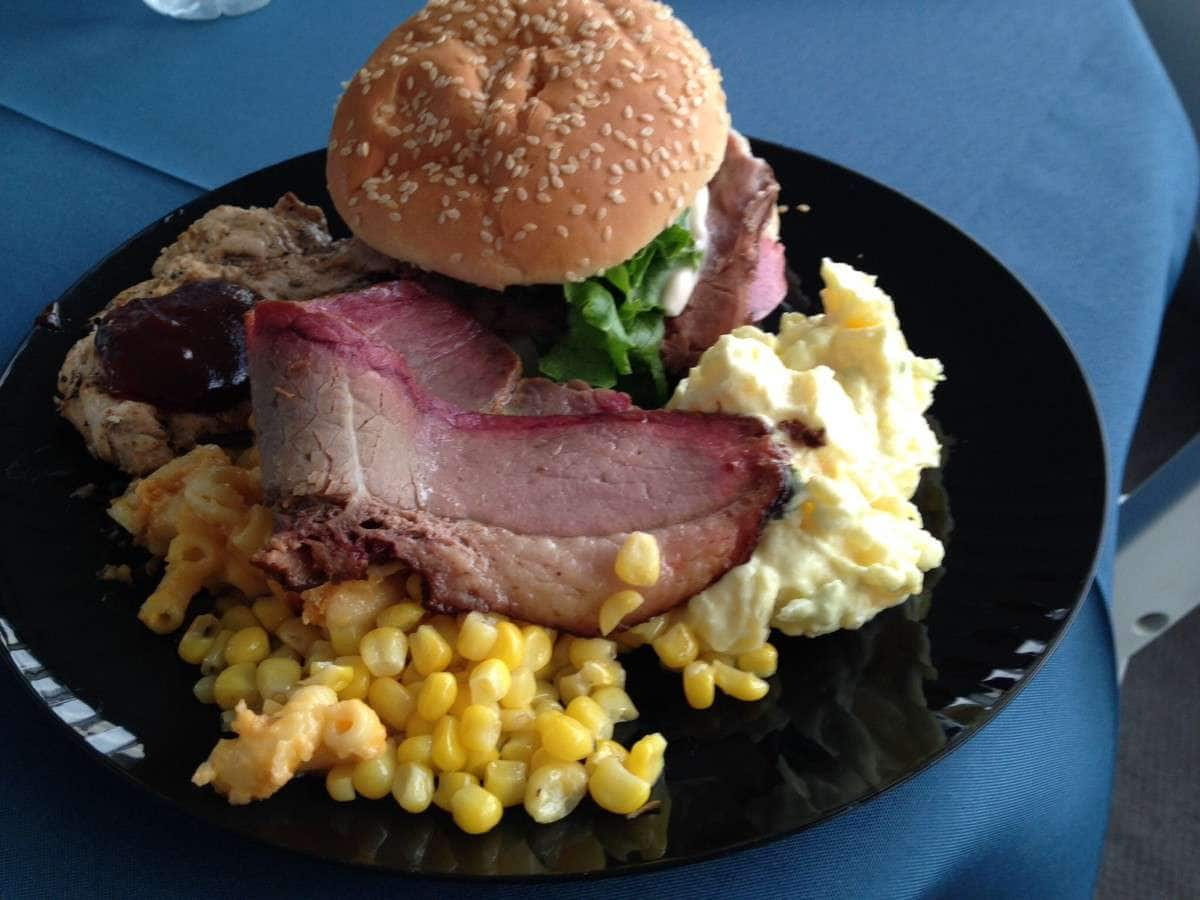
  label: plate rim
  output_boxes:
[0,138,1110,882]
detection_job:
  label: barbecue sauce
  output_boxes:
[95,280,257,411]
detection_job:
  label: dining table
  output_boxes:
[1,1,1196,897]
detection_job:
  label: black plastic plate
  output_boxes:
[0,141,1105,879]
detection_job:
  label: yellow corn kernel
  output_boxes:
[620,615,668,648]
[225,625,270,666]
[359,626,408,678]
[712,660,770,702]
[500,667,537,710]
[304,661,354,692]
[451,782,504,834]
[683,660,716,710]
[251,595,292,632]
[703,650,735,667]
[460,704,502,753]
[614,531,661,587]
[405,714,435,737]
[585,739,629,775]
[567,638,617,669]
[199,629,233,676]
[456,611,498,660]
[366,677,415,731]
[274,617,320,656]
[589,685,638,724]
[178,614,221,665]
[448,676,473,717]
[399,663,424,687]
[433,771,478,812]
[499,707,536,733]
[465,746,500,778]
[598,590,644,635]
[484,759,527,808]
[410,625,453,676]
[555,670,590,703]
[268,644,301,662]
[520,625,554,672]
[626,733,667,785]
[588,755,651,815]
[428,614,459,648]
[255,656,301,703]
[736,642,779,678]
[417,672,459,721]
[536,710,595,762]
[579,658,626,689]
[352,741,397,799]
[396,734,433,766]
[651,622,698,669]
[490,623,525,671]
[192,674,217,705]
[500,732,539,764]
[469,658,512,705]
[326,763,356,802]
[213,661,260,710]
[392,760,435,813]
[405,573,424,603]
[304,639,335,670]
[334,655,371,701]
[376,601,426,632]
[329,624,363,657]
[220,605,258,633]
[528,747,556,773]
[431,715,468,773]
[532,679,558,708]
[523,761,587,824]
[565,695,613,742]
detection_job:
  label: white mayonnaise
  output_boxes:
[660,184,709,317]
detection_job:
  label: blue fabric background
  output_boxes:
[0,1,1196,896]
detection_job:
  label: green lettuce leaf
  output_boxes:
[538,220,702,405]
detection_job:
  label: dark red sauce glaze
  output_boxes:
[95,280,258,412]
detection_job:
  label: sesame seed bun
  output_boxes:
[326,0,730,289]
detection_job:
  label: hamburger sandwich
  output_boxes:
[326,0,786,404]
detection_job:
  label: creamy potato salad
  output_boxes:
[670,259,945,652]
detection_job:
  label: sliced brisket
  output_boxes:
[248,287,789,635]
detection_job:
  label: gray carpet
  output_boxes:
[1096,604,1200,897]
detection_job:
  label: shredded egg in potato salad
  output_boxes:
[109,259,943,836]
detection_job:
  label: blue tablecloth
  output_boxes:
[1,2,1195,896]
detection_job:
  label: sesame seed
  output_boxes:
[607,189,625,204]
[596,206,608,220]
[602,225,612,241]
[570,203,586,215]
[389,212,402,222]
[536,192,552,203]
[622,105,634,119]
[556,225,569,237]
[609,163,623,175]
[357,141,370,157]
[652,190,664,204]
[450,252,464,263]
[481,231,494,243]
